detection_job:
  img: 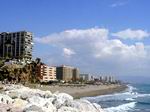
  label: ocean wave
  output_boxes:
[104,102,136,112]
[136,93,150,98]
[126,85,137,93]
[84,85,150,103]
[84,91,136,102]
[125,98,135,101]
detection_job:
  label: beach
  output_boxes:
[26,84,127,98]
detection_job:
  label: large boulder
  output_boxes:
[0,103,12,112]
[66,99,103,112]
[23,105,44,112]
[1,84,105,112]
[43,102,57,112]
[44,90,52,98]
[7,91,20,99]
[0,94,13,104]
[28,96,46,106]
[58,106,79,112]
[52,93,73,109]
[92,103,104,112]
[9,107,24,112]
[12,98,28,109]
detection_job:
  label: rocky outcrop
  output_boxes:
[0,84,104,112]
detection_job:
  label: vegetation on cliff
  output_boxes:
[0,58,42,84]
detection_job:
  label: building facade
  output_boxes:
[36,64,56,82]
[56,65,80,82]
[72,68,80,81]
[80,74,92,81]
[0,31,33,61]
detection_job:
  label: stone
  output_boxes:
[53,93,73,109]
[1,84,105,112]
[28,96,46,106]
[12,98,28,108]
[58,106,79,112]
[7,91,19,99]
[0,94,13,104]
[23,105,44,112]
[44,90,52,98]
[93,103,104,112]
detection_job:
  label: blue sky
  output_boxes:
[0,0,150,83]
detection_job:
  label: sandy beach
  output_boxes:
[26,84,127,99]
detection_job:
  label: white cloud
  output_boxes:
[112,29,149,40]
[110,2,127,8]
[35,28,150,78]
[35,28,108,44]
[63,48,75,57]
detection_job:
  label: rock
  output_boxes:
[58,106,79,112]
[93,103,104,112]
[53,93,73,109]
[28,96,46,106]
[47,97,55,103]
[0,103,12,112]
[23,105,44,112]
[27,96,56,112]
[43,102,57,112]
[0,94,13,104]
[1,84,105,112]
[9,107,23,112]
[12,98,28,108]
[66,99,102,112]
[7,91,19,99]
[20,93,32,100]
[44,90,52,98]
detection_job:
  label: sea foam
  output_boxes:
[104,102,136,112]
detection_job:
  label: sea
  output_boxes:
[84,84,150,112]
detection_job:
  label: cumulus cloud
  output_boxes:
[35,28,150,77]
[63,48,75,57]
[112,29,149,40]
[35,28,108,45]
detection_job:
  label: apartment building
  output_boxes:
[0,31,33,61]
[36,64,56,82]
[56,65,80,82]
[80,74,92,81]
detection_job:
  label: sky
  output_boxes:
[0,0,150,83]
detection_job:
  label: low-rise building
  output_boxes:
[36,64,56,82]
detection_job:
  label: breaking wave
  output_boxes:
[84,84,150,112]
[104,102,136,112]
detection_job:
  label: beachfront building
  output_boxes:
[108,76,115,83]
[0,31,33,61]
[99,75,115,83]
[80,74,92,81]
[56,65,80,82]
[36,64,56,82]
[72,68,80,81]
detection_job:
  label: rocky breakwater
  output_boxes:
[0,84,104,112]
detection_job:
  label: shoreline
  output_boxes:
[74,84,127,98]
[25,84,127,99]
